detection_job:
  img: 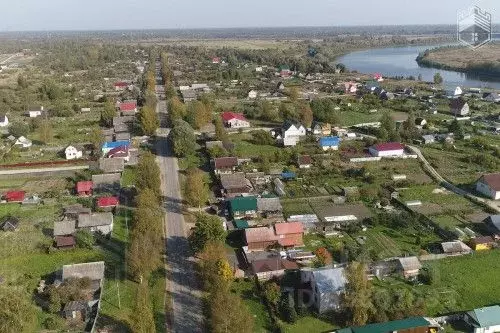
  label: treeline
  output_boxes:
[188,214,254,333]
[127,152,163,333]
[138,51,160,136]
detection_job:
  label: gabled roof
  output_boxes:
[4,191,26,202]
[107,145,129,157]
[282,121,304,132]
[64,300,87,312]
[214,157,238,169]
[92,173,121,186]
[441,240,471,254]
[479,173,500,191]
[54,219,76,236]
[485,215,500,232]
[97,196,119,207]
[102,141,130,150]
[55,235,76,248]
[371,142,404,152]
[257,197,282,212]
[221,112,247,122]
[76,181,93,193]
[274,222,303,235]
[251,258,298,274]
[99,158,125,173]
[245,226,277,243]
[78,213,113,228]
[467,306,500,328]
[62,261,105,281]
[450,98,468,110]
[397,256,421,271]
[319,136,340,147]
[119,101,137,112]
[298,155,312,165]
[310,267,346,293]
[229,196,257,212]
[220,173,250,191]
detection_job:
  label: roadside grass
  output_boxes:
[121,166,137,187]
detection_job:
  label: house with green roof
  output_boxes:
[464,305,500,333]
[228,196,257,219]
[335,317,440,333]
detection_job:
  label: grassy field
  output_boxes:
[399,185,477,214]
[282,316,337,333]
[421,44,500,70]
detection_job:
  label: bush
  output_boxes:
[9,121,29,137]
[75,229,95,249]
[252,130,275,146]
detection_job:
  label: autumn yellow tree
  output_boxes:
[343,261,374,326]
[184,168,209,209]
[298,102,314,128]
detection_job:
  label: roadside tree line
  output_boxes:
[127,152,163,333]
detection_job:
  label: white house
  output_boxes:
[26,106,43,118]
[0,114,8,127]
[65,145,83,160]
[476,173,500,200]
[464,306,500,333]
[301,267,347,314]
[248,90,258,99]
[255,66,263,72]
[453,86,463,96]
[282,122,306,138]
[14,136,32,148]
[221,112,250,128]
[369,142,405,157]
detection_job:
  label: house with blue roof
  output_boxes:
[319,136,340,151]
[464,305,500,333]
[281,171,296,180]
[101,140,130,155]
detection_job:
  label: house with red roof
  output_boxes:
[97,196,119,210]
[212,57,221,64]
[476,173,500,200]
[107,145,130,161]
[221,112,250,129]
[76,181,93,197]
[113,81,130,91]
[118,101,137,115]
[368,142,405,157]
[244,222,304,251]
[3,191,26,203]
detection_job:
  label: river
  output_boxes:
[337,45,500,90]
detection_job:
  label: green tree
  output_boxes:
[184,168,209,209]
[343,261,373,326]
[37,119,53,144]
[252,130,275,145]
[170,119,196,157]
[400,112,418,142]
[130,284,156,333]
[214,116,228,142]
[209,286,254,333]
[139,105,159,136]
[279,293,298,323]
[75,229,95,249]
[189,213,226,254]
[90,127,104,156]
[298,102,313,128]
[288,86,299,102]
[433,72,443,85]
[101,100,116,127]
[0,287,37,333]
[136,152,161,198]
[9,122,29,137]
[263,281,281,312]
[260,101,277,121]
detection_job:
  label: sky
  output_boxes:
[1,0,499,31]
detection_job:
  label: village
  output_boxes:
[0,33,499,333]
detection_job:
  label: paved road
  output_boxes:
[155,75,204,331]
[407,145,500,213]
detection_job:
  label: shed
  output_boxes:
[396,256,422,279]
[0,216,20,231]
[55,235,76,249]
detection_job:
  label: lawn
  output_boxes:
[432,215,464,229]
[282,316,337,333]
[231,279,274,333]
[281,200,315,217]
[399,185,477,214]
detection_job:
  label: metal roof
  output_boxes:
[310,267,346,294]
[467,306,500,327]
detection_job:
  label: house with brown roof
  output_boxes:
[220,173,252,196]
[297,155,312,169]
[244,222,304,251]
[450,98,470,116]
[396,256,422,279]
[251,258,299,280]
[213,157,239,174]
[476,173,500,200]
[55,235,76,249]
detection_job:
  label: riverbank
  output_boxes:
[416,44,500,78]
